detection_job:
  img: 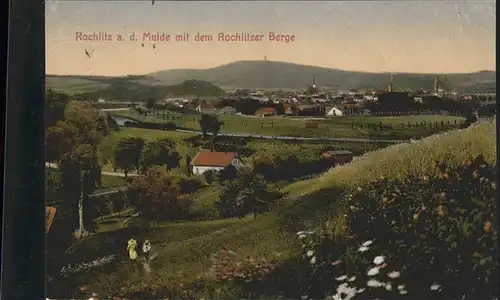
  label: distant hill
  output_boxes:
[46,75,225,100]
[147,60,496,92]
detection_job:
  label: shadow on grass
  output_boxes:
[274,186,349,237]
[120,187,350,299]
[50,186,351,299]
[48,226,146,298]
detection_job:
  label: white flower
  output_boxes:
[399,289,408,295]
[332,294,343,300]
[358,246,370,252]
[336,283,356,300]
[335,275,348,281]
[397,284,406,290]
[430,283,441,291]
[297,230,314,236]
[348,276,356,282]
[356,288,365,293]
[373,256,385,265]
[385,283,392,291]
[306,250,314,257]
[367,279,383,287]
[310,256,316,264]
[362,240,373,247]
[367,267,380,276]
[387,271,400,279]
[301,296,308,300]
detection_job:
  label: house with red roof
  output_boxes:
[255,107,278,117]
[196,101,218,114]
[190,150,241,174]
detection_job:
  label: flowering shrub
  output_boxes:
[60,254,116,276]
[297,155,498,299]
[206,247,281,282]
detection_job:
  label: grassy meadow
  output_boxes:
[111,109,465,140]
[46,77,111,94]
[98,127,393,173]
[48,119,496,298]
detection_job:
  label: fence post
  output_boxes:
[379,121,382,130]
[408,122,411,128]
[441,121,444,127]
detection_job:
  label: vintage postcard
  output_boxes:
[45,1,497,299]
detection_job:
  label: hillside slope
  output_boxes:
[46,75,225,99]
[52,119,496,298]
[148,60,496,91]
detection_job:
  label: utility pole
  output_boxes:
[78,170,88,239]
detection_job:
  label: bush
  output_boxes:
[204,170,217,185]
[218,165,238,183]
[296,155,498,299]
[215,174,282,218]
[178,176,205,193]
[127,166,182,221]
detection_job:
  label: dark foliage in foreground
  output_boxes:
[296,155,498,299]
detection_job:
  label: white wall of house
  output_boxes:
[192,165,225,175]
[192,158,241,175]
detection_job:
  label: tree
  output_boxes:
[216,180,246,218]
[139,138,180,172]
[127,166,182,221]
[240,174,280,218]
[199,114,222,139]
[45,121,78,162]
[215,173,281,218]
[186,155,192,176]
[204,170,217,185]
[64,100,107,146]
[113,137,145,176]
[252,155,277,180]
[45,89,70,128]
[145,97,157,110]
[218,165,238,183]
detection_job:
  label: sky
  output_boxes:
[46,1,496,76]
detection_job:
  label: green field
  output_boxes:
[46,77,111,94]
[48,120,495,298]
[99,127,393,172]
[112,110,465,140]
[98,128,199,172]
[47,168,127,192]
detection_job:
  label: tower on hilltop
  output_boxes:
[388,74,394,92]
